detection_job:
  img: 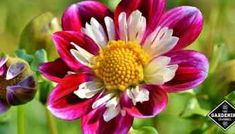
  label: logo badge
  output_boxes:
[208,100,235,130]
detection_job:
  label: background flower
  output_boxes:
[0,56,36,114]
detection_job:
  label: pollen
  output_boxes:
[93,40,149,91]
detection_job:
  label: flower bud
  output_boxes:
[0,56,36,114]
[19,12,61,60]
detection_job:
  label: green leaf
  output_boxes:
[210,43,224,74]
[0,110,11,124]
[34,49,48,64]
[129,126,158,134]
[133,118,154,128]
[39,78,54,105]
[225,91,235,105]
[15,49,34,64]
[179,97,209,119]
[31,49,48,73]
[190,128,204,134]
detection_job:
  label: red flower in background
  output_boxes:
[40,0,208,133]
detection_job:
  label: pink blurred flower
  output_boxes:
[40,0,208,133]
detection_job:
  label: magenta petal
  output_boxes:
[0,65,6,76]
[62,1,112,31]
[164,50,209,92]
[52,31,99,71]
[39,58,70,83]
[159,6,203,50]
[123,85,168,118]
[47,73,96,120]
[114,0,165,36]
[0,57,7,68]
[0,99,10,114]
[81,106,133,134]
[0,57,7,76]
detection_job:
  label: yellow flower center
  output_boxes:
[93,40,149,91]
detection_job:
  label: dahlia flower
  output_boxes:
[40,0,208,133]
[0,56,36,114]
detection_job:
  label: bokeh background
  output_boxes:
[0,0,235,134]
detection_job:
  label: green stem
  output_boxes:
[46,109,58,134]
[17,106,25,134]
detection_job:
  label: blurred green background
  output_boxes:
[1,0,235,134]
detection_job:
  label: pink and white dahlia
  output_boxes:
[40,0,208,133]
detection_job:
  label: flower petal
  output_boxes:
[6,76,36,105]
[74,81,103,99]
[126,10,147,43]
[159,6,203,50]
[123,85,168,118]
[62,1,112,31]
[0,65,6,76]
[164,50,209,92]
[145,56,171,72]
[103,97,121,122]
[70,49,93,67]
[81,106,133,134]
[39,58,70,83]
[143,27,179,57]
[82,18,108,48]
[6,62,25,80]
[144,56,178,85]
[103,105,121,122]
[114,0,165,37]
[92,93,114,109]
[118,12,128,41]
[47,73,96,120]
[52,31,99,71]
[0,99,10,114]
[0,57,7,68]
[126,86,150,105]
[104,17,115,41]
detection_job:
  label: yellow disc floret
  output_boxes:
[93,40,149,91]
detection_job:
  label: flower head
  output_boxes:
[0,56,36,114]
[40,0,208,133]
